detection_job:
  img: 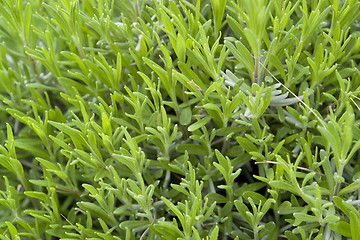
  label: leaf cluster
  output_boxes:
[1,0,360,239]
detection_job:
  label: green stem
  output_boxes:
[333,163,345,196]
[163,170,171,190]
[254,226,259,240]
[134,0,140,18]
[254,57,259,84]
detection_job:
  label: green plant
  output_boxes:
[1,0,360,239]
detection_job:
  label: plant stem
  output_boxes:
[254,56,259,84]
[334,163,345,196]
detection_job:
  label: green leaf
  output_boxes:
[234,199,251,223]
[6,222,19,240]
[244,28,260,56]
[234,182,266,196]
[293,212,318,225]
[214,149,231,177]
[24,191,49,203]
[209,225,219,240]
[49,121,86,149]
[119,220,149,230]
[14,139,48,159]
[243,191,267,205]
[149,221,184,240]
[333,196,357,218]
[180,106,192,125]
[176,144,208,155]
[203,103,223,127]
[284,231,300,240]
[178,61,205,89]
[350,211,360,240]
[329,221,351,237]
[206,193,228,204]
[337,179,360,196]
[236,136,257,153]
[188,115,211,132]
[161,197,184,225]
[24,3,32,43]
[77,202,113,223]
[225,40,254,75]
[269,180,299,195]
[323,215,340,223]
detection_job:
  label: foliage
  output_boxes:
[0,0,360,239]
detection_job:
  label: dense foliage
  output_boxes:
[1,0,360,239]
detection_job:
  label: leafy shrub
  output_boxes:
[1,0,360,239]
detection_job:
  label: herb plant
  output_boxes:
[1,0,360,239]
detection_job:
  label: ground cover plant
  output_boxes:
[0,0,360,239]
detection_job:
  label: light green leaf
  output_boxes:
[350,211,360,240]
[269,180,299,195]
[329,221,351,237]
[149,221,184,240]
